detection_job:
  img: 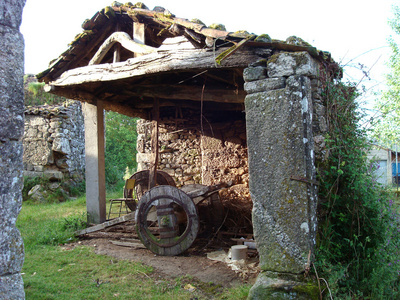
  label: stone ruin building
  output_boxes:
[0,0,26,298]
[34,3,340,298]
[23,100,85,181]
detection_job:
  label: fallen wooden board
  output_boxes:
[110,240,146,249]
[75,213,135,236]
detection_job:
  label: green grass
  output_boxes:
[17,195,251,299]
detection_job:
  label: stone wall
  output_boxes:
[23,100,85,181]
[0,0,26,298]
[136,110,252,231]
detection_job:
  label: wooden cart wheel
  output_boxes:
[135,185,199,256]
[125,170,176,211]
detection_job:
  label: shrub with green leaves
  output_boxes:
[315,78,400,298]
[105,111,138,187]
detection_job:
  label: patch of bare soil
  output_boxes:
[73,223,258,288]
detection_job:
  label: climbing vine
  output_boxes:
[315,72,400,298]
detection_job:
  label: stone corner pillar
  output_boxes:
[244,52,319,299]
[0,0,27,299]
[83,101,106,224]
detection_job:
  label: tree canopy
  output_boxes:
[372,6,400,146]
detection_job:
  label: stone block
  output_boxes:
[23,139,52,165]
[163,168,175,176]
[23,170,43,178]
[137,152,151,164]
[33,165,44,172]
[248,272,319,300]
[43,170,63,181]
[0,272,25,300]
[267,51,319,78]
[52,137,71,154]
[243,66,267,82]
[30,116,46,126]
[0,0,25,29]
[0,140,23,225]
[244,78,286,94]
[0,27,24,141]
[0,225,24,275]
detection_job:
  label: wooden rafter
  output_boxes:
[89,31,156,65]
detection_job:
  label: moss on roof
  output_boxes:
[37,2,336,83]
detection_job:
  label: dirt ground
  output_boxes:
[73,224,259,288]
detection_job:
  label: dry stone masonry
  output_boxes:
[136,111,253,231]
[0,0,26,298]
[23,100,85,181]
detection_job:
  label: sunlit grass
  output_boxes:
[17,195,250,299]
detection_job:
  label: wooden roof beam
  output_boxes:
[101,84,245,103]
[46,47,259,88]
[89,31,156,65]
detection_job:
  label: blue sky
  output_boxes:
[21,0,396,101]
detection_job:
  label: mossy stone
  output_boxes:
[209,23,226,31]
[286,36,311,47]
[248,272,319,300]
[255,34,272,43]
[191,18,205,26]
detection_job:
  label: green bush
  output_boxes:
[105,111,138,187]
[315,79,400,298]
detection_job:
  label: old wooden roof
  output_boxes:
[37,2,336,120]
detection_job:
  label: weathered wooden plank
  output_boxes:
[110,240,146,248]
[115,7,230,40]
[75,213,135,236]
[47,48,258,87]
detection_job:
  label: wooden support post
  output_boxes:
[83,100,106,224]
[113,43,121,63]
[113,23,121,63]
[148,98,159,189]
[133,22,145,58]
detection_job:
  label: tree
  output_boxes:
[105,111,138,186]
[372,6,400,146]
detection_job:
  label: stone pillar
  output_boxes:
[83,101,106,224]
[244,52,319,299]
[0,0,26,299]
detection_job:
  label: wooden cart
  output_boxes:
[130,170,228,256]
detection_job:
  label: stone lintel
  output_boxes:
[244,78,286,94]
[267,51,319,78]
